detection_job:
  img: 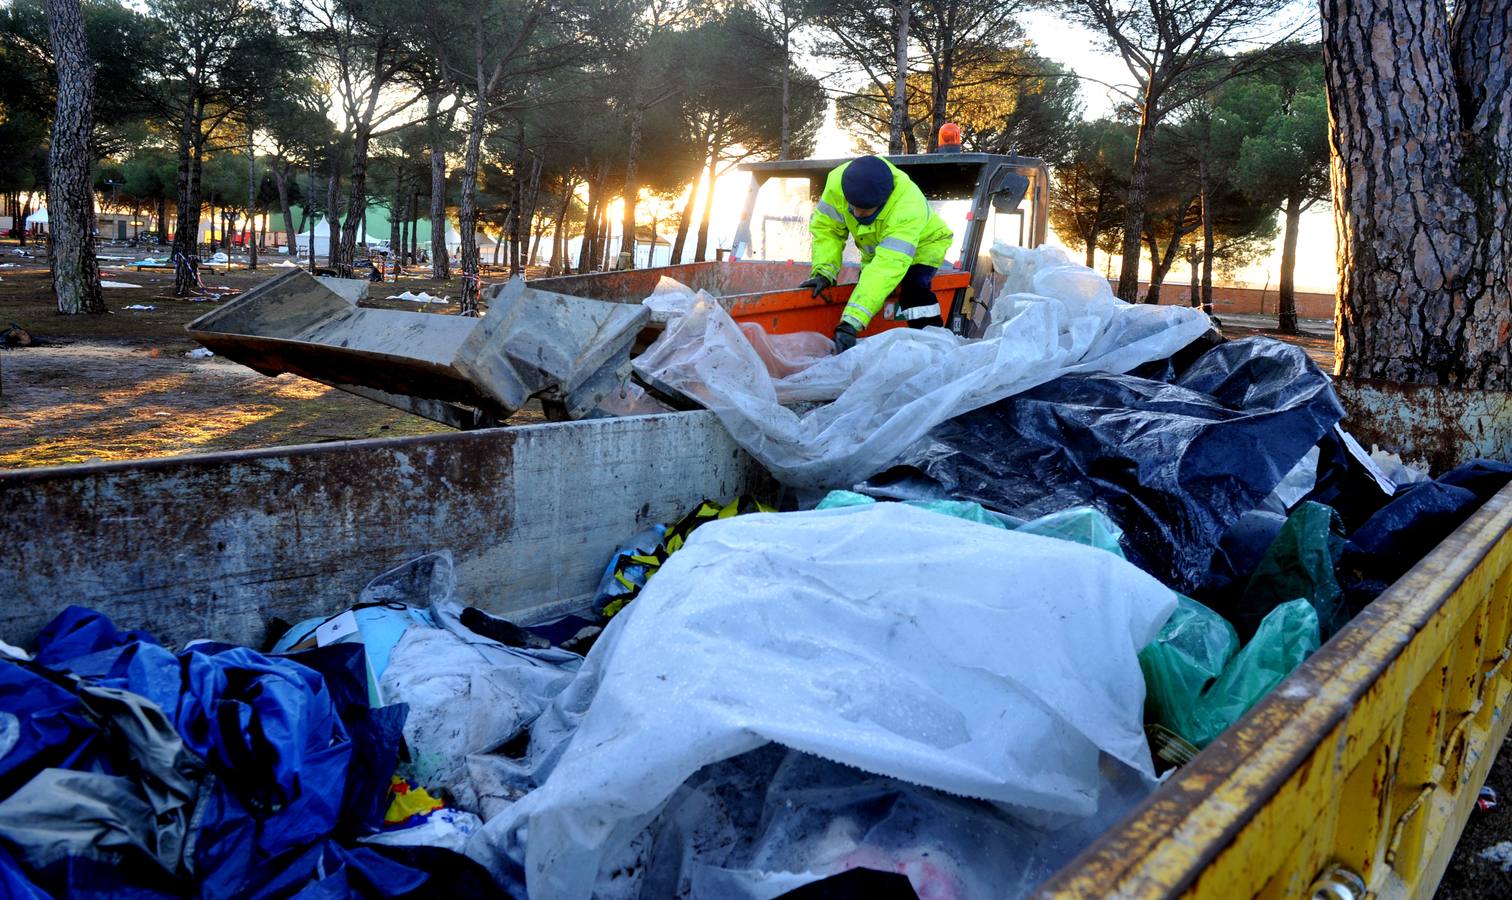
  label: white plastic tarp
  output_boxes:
[633,244,1213,489]
[466,502,1178,900]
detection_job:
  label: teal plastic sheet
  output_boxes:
[816,490,1007,529]
[1016,507,1126,557]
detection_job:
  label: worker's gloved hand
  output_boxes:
[833,321,858,354]
[798,274,834,298]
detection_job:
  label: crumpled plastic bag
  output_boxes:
[1141,597,1319,749]
[631,246,1212,489]
[466,502,1177,900]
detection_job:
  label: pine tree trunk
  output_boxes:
[247,128,258,271]
[550,180,572,273]
[1277,193,1302,334]
[1084,230,1097,268]
[427,92,450,281]
[671,173,697,263]
[1324,0,1512,385]
[1199,159,1214,313]
[171,96,205,295]
[275,164,294,255]
[694,153,718,262]
[307,159,317,273]
[1188,248,1200,307]
[619,97,645,270]
[889,0,909,155]
[337,127,372,277]
[324,164,340,269]
[458,91,487,314]
[578,183,597,273]
[43,0,101,314]
[1116,109,1157,302]
[780,28,792,160]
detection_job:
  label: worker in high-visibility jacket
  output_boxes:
[798,155,954,353]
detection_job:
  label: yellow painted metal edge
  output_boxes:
[1036,481,1512,898]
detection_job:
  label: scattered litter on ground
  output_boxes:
[101,281,143,289]
[1479,786,1501,815]
[121,304,155,310]
[184,347,214,358]
[1480,841,1512,872]
[385,290,449,304]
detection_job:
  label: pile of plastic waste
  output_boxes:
[7,244,1512,899]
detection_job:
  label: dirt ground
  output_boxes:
[1,242,1506,890]
[0,244,545,467]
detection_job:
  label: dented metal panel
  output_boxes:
[0,411,771,648]
[186,270,648,426]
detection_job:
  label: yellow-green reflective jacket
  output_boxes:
[809,158,953,330]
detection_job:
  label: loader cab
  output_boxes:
[730,152,1050,295]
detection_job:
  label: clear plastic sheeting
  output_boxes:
[466,502,1178,900]
[631,246,1212,489]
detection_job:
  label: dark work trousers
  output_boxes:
[899,263,943,328]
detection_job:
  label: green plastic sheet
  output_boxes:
[1141,597,1320,748]
[1237,501,1346,639]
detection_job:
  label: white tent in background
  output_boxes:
[294,220,333,259]
[25,208,47,226]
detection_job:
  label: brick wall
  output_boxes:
[1113,282,1336,319]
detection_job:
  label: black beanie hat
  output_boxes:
[841,156,893,210]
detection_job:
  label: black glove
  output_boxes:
[798,274,834,298]
[833,321,858,354]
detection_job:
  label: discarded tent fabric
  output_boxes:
[17,606,415,898]
[873,338,1344,593]
[467,502,1177,900]
[632,245,1212,489]
[0,665,202,896]
[379,602,580,812]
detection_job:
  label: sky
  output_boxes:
[689,7,1340,295]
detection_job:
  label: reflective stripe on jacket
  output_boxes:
[809,158,953,330]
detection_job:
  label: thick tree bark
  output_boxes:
[1324,0,1512,385]
[172,95,206,295]
[458,92,487,314]
[43,0,102,314]
[1116,108,1157,302]
[889,0,909,155]
[428,91,451,281]
[324,163,340,269]
[1277,193,1303,334]
[337,127,372,277]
